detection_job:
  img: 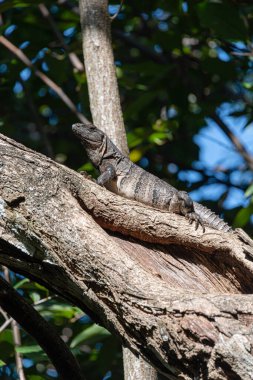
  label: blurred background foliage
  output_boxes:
[0,0,253,379]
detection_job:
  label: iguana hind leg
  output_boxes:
[169,191,205,232]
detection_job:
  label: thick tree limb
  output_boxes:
[0,275,85,380]
[1,134,253,379]
[123,347,157,380]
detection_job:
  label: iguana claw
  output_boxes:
[187,212,205,232]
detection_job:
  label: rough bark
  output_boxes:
[79,0,128,155]
[1,134,253,379]
[123,347,158,380]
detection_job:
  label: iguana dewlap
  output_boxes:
[72,122,231,233]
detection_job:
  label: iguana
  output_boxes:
[72,122,231,233]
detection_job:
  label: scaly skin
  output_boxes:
[72,122,231,233]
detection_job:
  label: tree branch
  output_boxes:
[38,3,85,73]
[0,316,12,334]
[1,133,253,379]
[0,271,85,380]
[110,0,124,21]
[3,267,26,380]
[0,36,88,124]
[79,0,128,154]
[212,113,253,171]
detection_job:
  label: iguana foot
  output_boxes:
[187,212,205,232]
[169,191,205,232]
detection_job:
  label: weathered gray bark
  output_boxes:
[78,0,154,377]
[1,134,253,379]
[123,347,158,380]
[79,0,128,155]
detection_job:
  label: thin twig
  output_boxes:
[70,312,85,323]
[198,132,236,152]
[0,317,12,333]
[212,113,253,171]
[170,160,246,191]
[12,320,26,380]
[0,306,9,320]
[34,296,53,306]
[110,0,124,21]
[3,267,26,380]
[231,51,253,57]
[38,3,84,72]
[0,35,88,124]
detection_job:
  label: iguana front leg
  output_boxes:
[97,164,116,186]
[169,191,205,232]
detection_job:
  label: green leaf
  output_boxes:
[36,304,80,319]
[0,360,6,367]
[127,127,148,149]
[233,205,253,228]
[148,132,171,145]
[78,162,94,173]
[33,282,49,292]
[13,278,30,289]
[70,324,110,348]
[29,292,41,303]
[0,0,39,12]
[245,184,253,198]
[197,1,248,40]
[0,329,13,344]
[16,345,42,354]
[129,148,143,162]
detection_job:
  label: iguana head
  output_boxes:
[72,123,104,147]
[72,122,107,167]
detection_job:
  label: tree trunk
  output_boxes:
[79,0,128,155]
[78,0,155,377]
[1,134,253,379]
[123,347,158,380]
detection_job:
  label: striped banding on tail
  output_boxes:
[194,202,232,232]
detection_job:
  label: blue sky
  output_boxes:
[189,104,253,209]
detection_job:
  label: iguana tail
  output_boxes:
[194,202,232,232]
